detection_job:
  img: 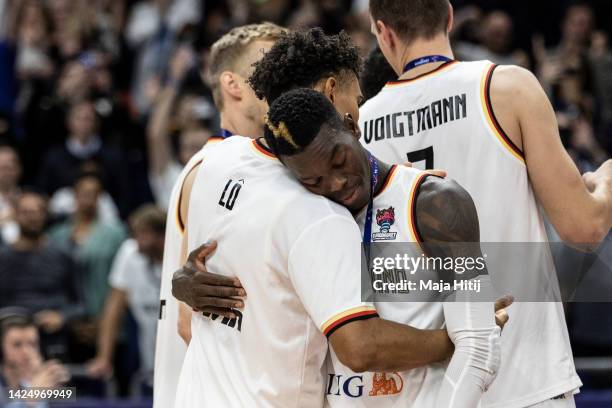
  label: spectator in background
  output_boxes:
[453,9,529,67]
[0,311,69,408]
[37,98,129,217]
[125,0,202,117]
[0,191,83,360]
[48,173,125,368]
[0,145,21,245]
[87,205,166,395]
[49,173,126,321]
[147,46,214,209]
[533,2,607,171]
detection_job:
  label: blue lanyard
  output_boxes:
[363,153,380,265]
[403,55,452,75]
[221,128,233,138]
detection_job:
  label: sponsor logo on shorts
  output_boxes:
[369,372,404,396]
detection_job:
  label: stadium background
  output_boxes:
[0,0,611,406]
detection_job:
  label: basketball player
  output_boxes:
[153,22,286,408]
[362,1,612,406]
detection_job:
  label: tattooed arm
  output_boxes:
[415,177,502,408]
[415,177,485,280]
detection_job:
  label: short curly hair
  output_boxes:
[264,88,343,157]
[361,46,397,101]
[249,28,361,104]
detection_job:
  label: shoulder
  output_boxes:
[489,64,542,102]
[115,238,139,259]
[97,220,127,239]
[417,177,472,207]
[281,191,358,242]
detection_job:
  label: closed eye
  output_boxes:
[302,177,322,187]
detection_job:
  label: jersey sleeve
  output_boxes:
[288,214,378,338]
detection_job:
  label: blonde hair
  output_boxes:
[208,23,287,110]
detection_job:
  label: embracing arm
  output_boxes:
[329,318,453,372]
[415,176,502,407]
[175,163,199,345]
[491,65,612,245]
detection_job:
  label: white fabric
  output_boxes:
[175,136,373,408]
[152,138,221,408]
[109,239,161,383]
[437,277,501,408]
[359,60,581,407]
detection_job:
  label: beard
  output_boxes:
[19,225,44,241]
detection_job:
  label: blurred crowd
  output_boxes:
[0,0,611,400]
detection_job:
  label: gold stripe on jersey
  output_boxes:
[176,158,204,234]
[480,64,526,164]
[374,165,400,197]
[206,136,224,144]
[406,172,430,245]
[321,306,378,337]
[385,61,459,87]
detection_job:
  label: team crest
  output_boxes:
[372,207,397,241]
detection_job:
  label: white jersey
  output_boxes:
[153,136,223,408]
[175,136,377,408]
[359,60,581,407]
[325,165,446,407]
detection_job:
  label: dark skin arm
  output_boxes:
[172,242,246,319]
[328,176,511,373]
[415,176,487,282]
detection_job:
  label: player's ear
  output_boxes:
[220,71,242,101]
[322,77,337,105]
[446,3,454,34]
[377,20,395,51]
[343,113,361,140]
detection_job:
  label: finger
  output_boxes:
[188,242,215,264]
[195,241,218,263]
[194,296,244,310]
[194,272,244,289]
[197,307,238,319]
[402,162,413,167]
[193,284,246,298]
[495,310,509,327]
[426,169,447,178]
[494,295,514,311]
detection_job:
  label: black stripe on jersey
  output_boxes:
[255,137,275,154]
[325,313,379,338]
[485,65,524,159]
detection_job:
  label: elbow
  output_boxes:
[453,327,502,382]
[334,339,377,373]
[556,220,607,247]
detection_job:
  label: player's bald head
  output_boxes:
[208,23,287,110]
